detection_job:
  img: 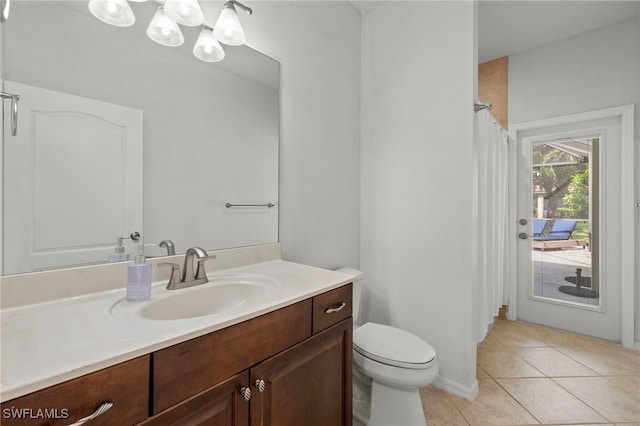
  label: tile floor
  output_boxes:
[420,319,640,425]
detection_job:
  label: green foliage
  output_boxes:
[532,143,587,217]
[558,170,589,219]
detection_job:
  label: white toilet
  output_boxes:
[337,268,439,426]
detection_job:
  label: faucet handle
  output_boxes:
[195,255,217,280]
[158,262,181,289]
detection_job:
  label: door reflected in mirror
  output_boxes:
[2,1,279,275]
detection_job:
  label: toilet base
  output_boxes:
[369,381,426,426]
[354,375,428,426]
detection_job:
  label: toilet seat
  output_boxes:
[353,322,436,369]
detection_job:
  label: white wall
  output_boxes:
[509,18,640,342]
[361,1,478,398]
[243,1,362,269]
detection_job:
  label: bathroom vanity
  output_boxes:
[0,257,354,425]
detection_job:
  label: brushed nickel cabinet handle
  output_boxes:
[255,379,266,393]
[325,302,347,314]
[67,401,113,426]
[240,387,252,402]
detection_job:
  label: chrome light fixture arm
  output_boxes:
[227,0,252,15]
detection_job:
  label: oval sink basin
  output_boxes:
[110,274,280,321]
[142,282,265,320]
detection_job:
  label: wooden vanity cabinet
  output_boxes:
[150,299,314,414]
[148,283,353,426]
[0,283,352,426]
[0,355,150,426]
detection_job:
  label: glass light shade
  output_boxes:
[164,0,204,27]
[88,0,135,27]
[193,27,225,62]
[212,3,246,46]
[147,7,184,47]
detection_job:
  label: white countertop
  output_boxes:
[0,260,355,402]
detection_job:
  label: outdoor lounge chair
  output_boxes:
[532,219,588,250]
[532,219,549,237]
[533,219,577,241]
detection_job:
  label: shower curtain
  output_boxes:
[475,109,509,343]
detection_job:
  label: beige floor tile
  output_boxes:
[554,377,640,423]
[420,386,469,426]
[479,335,508,353]
[511,347,599,377]
[478,348,545,379]
[477,365,491,379]
[497,378,608,424]
[535,326,607,347]
[420,320,638,426]
[488,323,550,348]
[556,345,640,376]
[452,379,539,425]
[604,375,640,395]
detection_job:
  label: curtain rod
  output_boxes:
[474,102,492,113]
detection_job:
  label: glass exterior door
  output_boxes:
[512,107,632,344]
[530,137,599,308]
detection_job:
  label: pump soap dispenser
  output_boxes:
[126,243,151,302]
[109,237,130,262]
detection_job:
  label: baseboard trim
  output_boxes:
[432,375,478,401]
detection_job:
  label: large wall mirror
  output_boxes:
[1,1,279,275]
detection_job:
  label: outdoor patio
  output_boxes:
[532,246,598,307]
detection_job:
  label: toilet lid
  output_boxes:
[353,322,436,369]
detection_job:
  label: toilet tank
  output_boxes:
[335,267,363,324]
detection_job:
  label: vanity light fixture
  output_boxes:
[88,0,253,62]
[212,0,253,46]
[88,0,135,27]
[147,6,184,46]
[193,26,225,62]
[164,0,204,27]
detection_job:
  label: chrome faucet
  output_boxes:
[159,247,216,290]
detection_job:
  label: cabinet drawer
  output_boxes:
[312,283,352,334]
[0,355,149,426]
[152,299,312,413]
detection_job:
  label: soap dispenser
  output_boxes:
[109,237,130,262]
[126,243,152,302]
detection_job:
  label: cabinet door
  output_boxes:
[142,371,249,426]
[250,319,352,426]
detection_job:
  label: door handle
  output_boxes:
[1,91,19,136]
[518,232,529,240]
